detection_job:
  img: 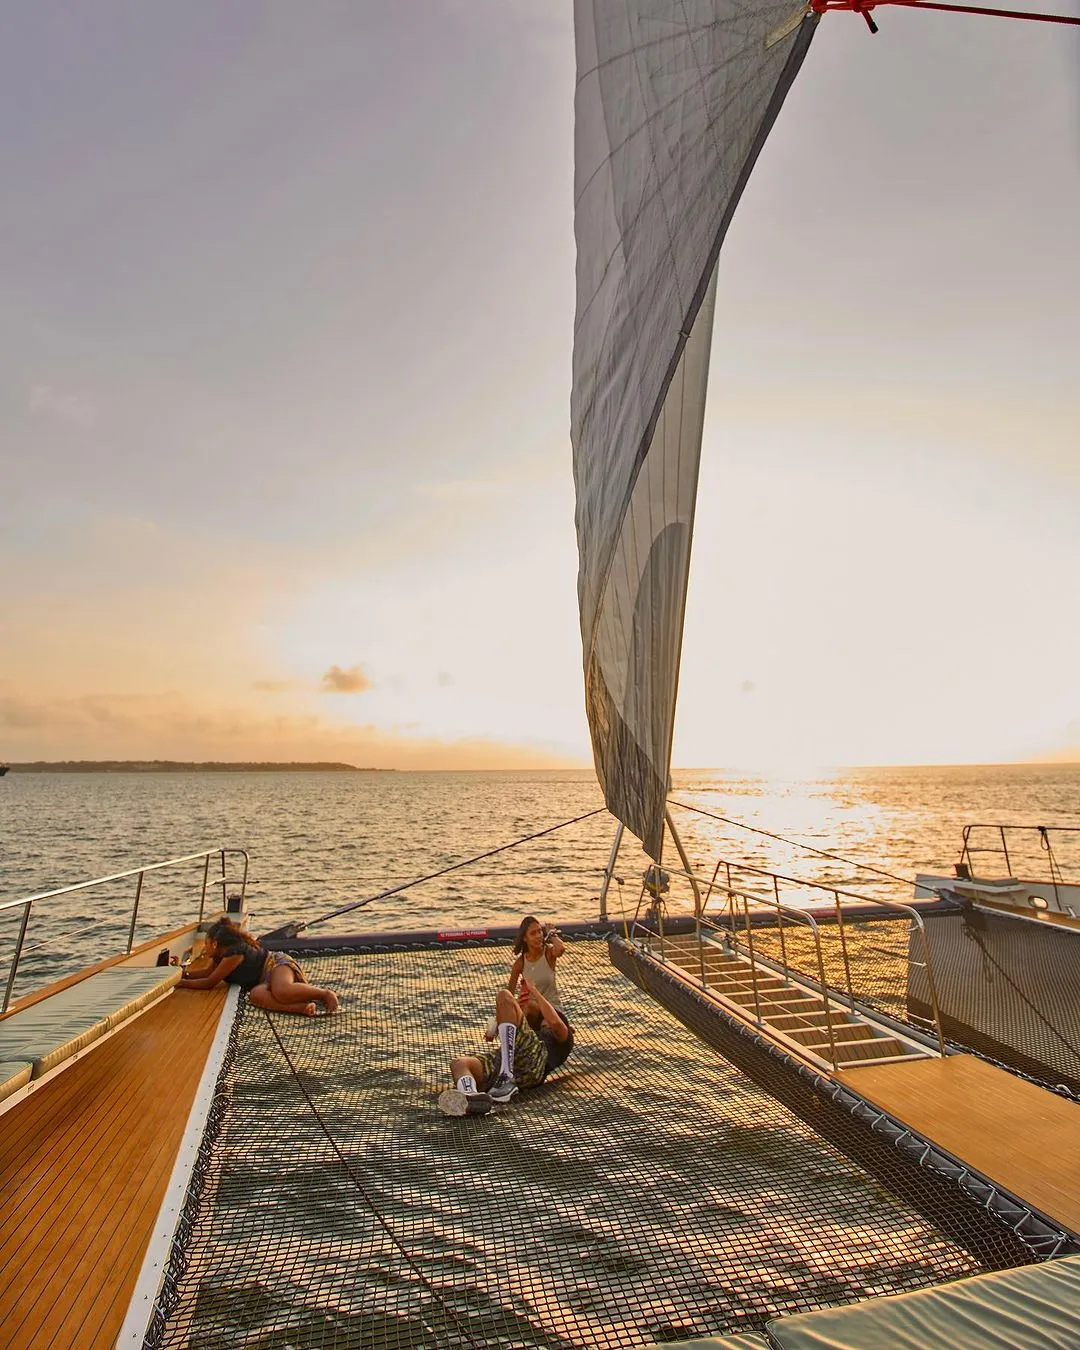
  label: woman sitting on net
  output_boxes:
[508,914,565,1012]
[177,916,338,1015]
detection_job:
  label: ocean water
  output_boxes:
[2,764,1079,999]
[4,766,1076,1346]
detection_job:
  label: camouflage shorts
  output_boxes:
[477,1018,549,1089]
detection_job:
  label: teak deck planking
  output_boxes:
[0,987,226,1349]
[837,1053,1080,1237]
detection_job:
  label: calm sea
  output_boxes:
[2,765,1079,998]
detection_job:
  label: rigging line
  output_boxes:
[297,807,611,932]
[814,0,1080,24]
[959,926,1080,1062]
[667,798,921,889]
[263,1012,486,1350]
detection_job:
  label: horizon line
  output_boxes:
[4,758,1079,772]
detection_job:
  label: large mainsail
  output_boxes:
[572,0,818,859]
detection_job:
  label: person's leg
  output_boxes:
[506,1017,548,1089]
[268,961,339,1012]
[449,1054,487,1093]
[439,1051,497,1117]
[484,990,525,1103]
[493,988,522,1079]
[248,984,317,1016]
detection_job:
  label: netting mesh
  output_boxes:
[153,941,1033,1349]
[914,909,1080,1096]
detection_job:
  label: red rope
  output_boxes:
[812,0,1080,23]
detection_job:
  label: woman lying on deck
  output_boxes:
[177,917,339,1015]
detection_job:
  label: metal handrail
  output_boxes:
[632,901,841,1072]
[663,858,947,1057]
[0,849,247,913]
[710,890,840,1069]
[960,823,1079,908]
[666,856,915,912]
[0,847,249,1012]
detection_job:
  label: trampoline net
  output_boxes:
[152,941,1032,1349]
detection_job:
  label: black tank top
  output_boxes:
[222,941,266,991]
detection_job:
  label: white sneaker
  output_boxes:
[437,1088,494,1117]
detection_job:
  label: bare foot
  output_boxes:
[302,1002,318,1016]
[321,990,339,1013]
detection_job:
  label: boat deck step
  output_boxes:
[656,939,935,1070]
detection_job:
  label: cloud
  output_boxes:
[0,686,581,770]
[740,680,756,695]
[27,383,96,428]
[320,664,371,694]
[437,671,455,687]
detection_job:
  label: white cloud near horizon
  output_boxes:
[320,664,371,694]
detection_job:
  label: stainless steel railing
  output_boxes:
[959,823,1080,906]
[636,854,945,1057]
[0,847,249,1012]
[715,893,840,1068]
[630,891,843,1070]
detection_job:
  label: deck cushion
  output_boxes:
[0,966,181,1078]
[0,1059,33,1102]
[766,1254,1080,1349]
[94,966,182,1028]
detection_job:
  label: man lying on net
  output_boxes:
[438,977,574,1116]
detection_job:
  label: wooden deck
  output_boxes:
[837,1054,1080,1236]
[0,987,227,1349]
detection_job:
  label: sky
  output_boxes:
[1,1,1078,770]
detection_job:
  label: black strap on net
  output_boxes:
[286,806,611,934]
[263,1011,485,1350]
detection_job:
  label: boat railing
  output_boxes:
[959,823,1080,905]
[0,847,249,1012]
[638,857,945,1056]
[630,888,846,1070]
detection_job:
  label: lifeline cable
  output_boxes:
[262,1010,486,1350]
[291,805,610,933]
[667,797,924,889]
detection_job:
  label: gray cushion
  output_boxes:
[767,1254,1080,1349]
[0,966,180,1078]
[0,1059,32,1101]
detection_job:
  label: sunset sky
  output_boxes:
[2,3,1078,770]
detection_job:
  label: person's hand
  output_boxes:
[518,978,532,1010]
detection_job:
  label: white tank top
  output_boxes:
[522,952,561,1007]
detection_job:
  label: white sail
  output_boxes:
[572,0,818,859]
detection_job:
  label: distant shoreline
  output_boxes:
[3,761,391,773]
